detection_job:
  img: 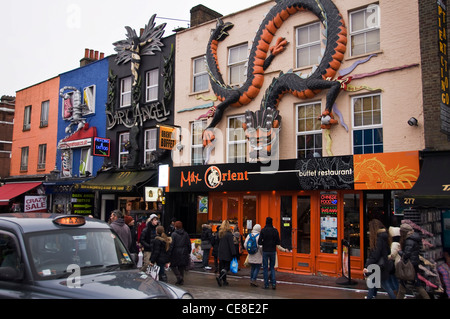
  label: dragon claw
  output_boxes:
[202,129,216,147]
[319,110,338,129]
[270,37,288,56]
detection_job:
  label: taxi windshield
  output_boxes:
[25,228,134,280]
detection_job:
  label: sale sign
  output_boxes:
[24,196,47,212]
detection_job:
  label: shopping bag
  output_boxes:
[230,257,238,274]
[147,264,160,281]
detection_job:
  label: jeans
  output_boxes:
[367,279,397,299]
[262,251,276,287]
[250,263,261,282]
[202,248,211,267]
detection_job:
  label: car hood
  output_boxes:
[32,270,177,299]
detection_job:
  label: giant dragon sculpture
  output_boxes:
[203,0,347,160]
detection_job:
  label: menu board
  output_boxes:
[320,192,338,254]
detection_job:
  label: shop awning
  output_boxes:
[0,182,43,206]
[400,151,450,208]
[74,169,157,192]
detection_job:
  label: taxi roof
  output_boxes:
[0,213,110,233]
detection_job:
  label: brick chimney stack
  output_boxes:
[80,48,105,67]
[190,5,222,27]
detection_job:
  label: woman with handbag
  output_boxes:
[149,226,171,282]
[396,223,430,299]
[363,219,396,299]
[216,220,236,287]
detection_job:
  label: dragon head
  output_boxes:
[211,18,234,42]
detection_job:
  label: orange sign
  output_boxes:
[159,126,176,150]
[354,151,420,190]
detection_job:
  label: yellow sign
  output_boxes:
[159,126,176,150]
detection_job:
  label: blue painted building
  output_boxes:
[45,51,110,215]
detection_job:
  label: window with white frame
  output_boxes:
[228,44,248,86]
[191,120,207,165]
[352,93,383,154]
[20,146,29,171]
[120,77,132,107]
[227,115,247,163]
[296,102,322,158]
[296,22,321,68]
[23,105,31,131]
[146,69,159,102]
[193,56,209,92]
[83,85,96,114]
[37,144,46,170]
[40,100,49,127]
[118,132,130,167]
[350,5,380,56]
[144,128,157,164]
[79,147,92,176]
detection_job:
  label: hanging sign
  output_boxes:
[159,126,176,150]
[93,137,111,157]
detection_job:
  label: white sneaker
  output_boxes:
[204,266,212,270]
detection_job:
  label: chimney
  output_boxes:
[190,5,222,27]
[80,48,105,67]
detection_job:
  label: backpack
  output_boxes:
[246,233,258,255]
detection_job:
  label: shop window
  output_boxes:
[193,56,209,93]
[211,197,223,222]
[320,192,338,254]
[146,69,159,102]
[227,115,247,163]
[243,195,257,236]
[118,132,129,168]
[227,197,239,225]
[352,93,383,154]
[296,102,322,158]
[120,77,132,107]
[296,22,321,68]
[0,232,20,270]
[191,120,207,165]
[228,43,248,86]
[79,147,92,176]
[297,196,311,254]
[144,128,157,164]
[344,193,361,257]
[349,5,380,56]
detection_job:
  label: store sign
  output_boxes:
[93,137,110,157]
[320,192,338,254]
[159,126,176,150]
[438,0,450,135]
[24,196,47,212]
[58,138,92,149]
[145,187,163,202]
[71,193,94,215]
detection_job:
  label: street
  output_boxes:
[164,267,373,299]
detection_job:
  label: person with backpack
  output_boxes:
[258,217,281,289]
[244,224,262,287]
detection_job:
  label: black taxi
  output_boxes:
[0,213,193,299]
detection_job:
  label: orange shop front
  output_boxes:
[167,151,420,278]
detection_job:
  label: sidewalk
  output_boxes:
[192,263,368,292]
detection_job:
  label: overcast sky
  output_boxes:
[0,0,263,97]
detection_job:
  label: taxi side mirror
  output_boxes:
[0,266,23,281]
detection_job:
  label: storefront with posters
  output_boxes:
[168,151,420,278]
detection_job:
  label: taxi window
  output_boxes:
[0,232,20,271]
[25,229,133,280]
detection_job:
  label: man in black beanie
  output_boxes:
[258,217,280,289]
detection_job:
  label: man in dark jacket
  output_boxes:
[109,210,132,251]
[258,217,280,289]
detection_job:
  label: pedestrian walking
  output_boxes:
[244,224,262,287]
[150,226,171,282]
[216,220,236,287]
[169,221,191,285]
[201,223,213,270]
[211,225,220,273]
[258,217,280,289]
[125,215,138,254]
[388,226,401,294]
[167,217,176,237]
[363,219,396,299]
[396,223,430,299]
[109,210,132,251]
[139,214,159,271]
